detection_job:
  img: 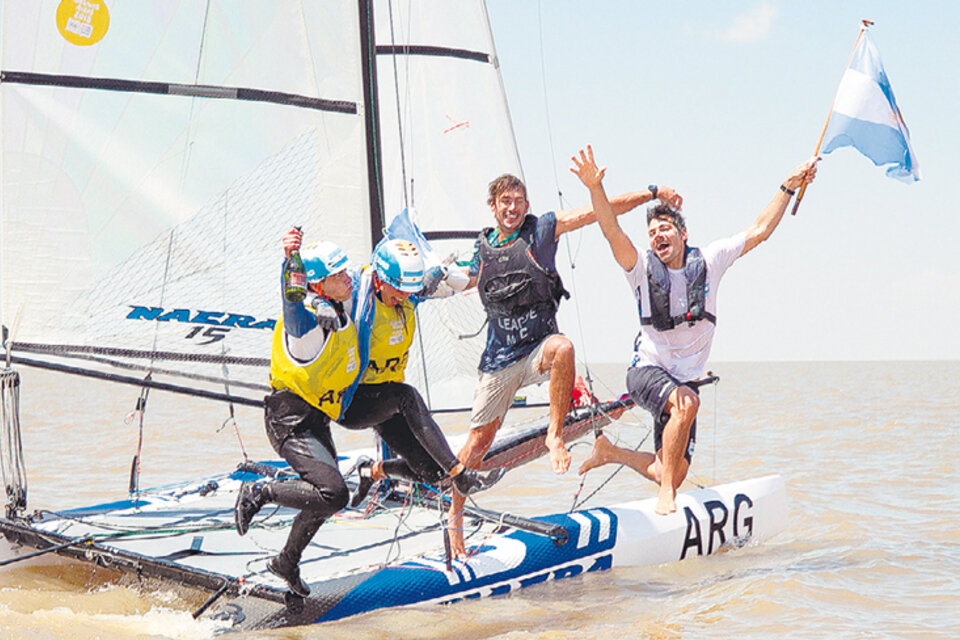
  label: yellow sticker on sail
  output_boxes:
[56,0,110,46]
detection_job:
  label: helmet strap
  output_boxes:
[372,272,385,301]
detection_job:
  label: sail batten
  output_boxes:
[0,71,359,114]
[375,45,490,63]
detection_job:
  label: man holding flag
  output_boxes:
[573,146,818,515]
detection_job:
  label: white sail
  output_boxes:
[375,0,521,230]
[372,1,524,410]
[0,4,342,395]
[0,1,523,408]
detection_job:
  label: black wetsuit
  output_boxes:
[262,389,350,570]
[338,382,459,484]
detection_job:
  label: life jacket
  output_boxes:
[476,216,568,320]
[269,311,360,421]
[360,293,416,384]
[641,246,716,331]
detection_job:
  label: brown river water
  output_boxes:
[1,360,958,639]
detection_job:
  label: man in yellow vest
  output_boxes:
[234,228,358,598]
[339,239,503,504]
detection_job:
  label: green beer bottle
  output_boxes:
[284,228,307,302]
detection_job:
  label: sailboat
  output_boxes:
[0,0,788,631]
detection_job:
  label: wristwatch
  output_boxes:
[648,184,659,200]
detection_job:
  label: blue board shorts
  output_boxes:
[626,365,698,462]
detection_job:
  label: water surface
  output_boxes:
[1,361,957,639]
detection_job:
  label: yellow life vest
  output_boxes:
[361,295,416,384]
[269,313,360,420]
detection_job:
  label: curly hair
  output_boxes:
[487,174,527,206]
[646,202,686,233]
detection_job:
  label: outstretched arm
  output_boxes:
[741,156,819,256]
[570,145,639,272]
[554,182,682,239]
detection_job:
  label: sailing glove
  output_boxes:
[310,297,342,331]
[421,264,447,296]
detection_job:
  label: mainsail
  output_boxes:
[0,1,521,407]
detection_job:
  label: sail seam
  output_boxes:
[0,71,357,114]
[423,230,478,240]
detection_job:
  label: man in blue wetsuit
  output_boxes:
[447,170,683,558]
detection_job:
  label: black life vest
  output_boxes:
[641,246,716,331]
[477,216,568,320]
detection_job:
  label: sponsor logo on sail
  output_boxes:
[126,305,275,345]
[57,0,110,46]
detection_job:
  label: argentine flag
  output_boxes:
[822,30,920,182]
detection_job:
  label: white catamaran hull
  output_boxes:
[281,475,787,627]
[0,464,786,631]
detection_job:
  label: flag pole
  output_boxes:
[791,19,873,216]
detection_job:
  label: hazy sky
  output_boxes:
[485,1,957,364]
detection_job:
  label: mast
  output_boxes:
[359,0,386,250]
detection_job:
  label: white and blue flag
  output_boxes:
[379,208,443,268]
[822,30,920,182]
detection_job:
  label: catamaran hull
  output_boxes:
[232,474,788,629]
[0,472,786,630]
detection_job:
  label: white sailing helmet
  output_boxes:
[373,239,424,292]
[301,241,350,282]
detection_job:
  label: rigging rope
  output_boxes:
[124,374,151,498]
[386,0,410,209]
[535,0,597,399]
[0,368,27,518]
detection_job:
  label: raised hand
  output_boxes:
[282,227,303,258]
[655,186,684,211]
[570,145,606,189]
[784,156,821,191]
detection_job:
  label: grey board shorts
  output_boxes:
[626,365,698,462]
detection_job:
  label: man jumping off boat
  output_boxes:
[234,230,358,597]
[571,145,818,515]
[447,170,683,558]
[236,229,500,597]
[335,238,503,505]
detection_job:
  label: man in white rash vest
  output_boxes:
[572,145,818,515]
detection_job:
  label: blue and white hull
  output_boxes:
[1,461,786,630]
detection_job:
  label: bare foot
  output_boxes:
[447,509,467,560]
[448,531,467,560]
[578,434,615,475]
[654,486,677,515]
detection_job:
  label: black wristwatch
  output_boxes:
[648,184,659,200]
